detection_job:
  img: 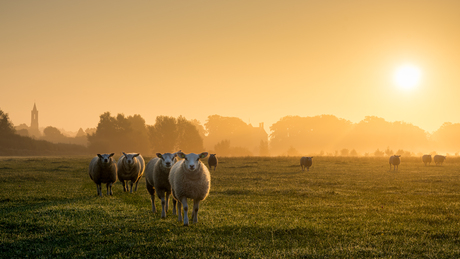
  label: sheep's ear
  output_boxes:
[122,152,127,157]
[173,153,178,157]
[97,154,103,158]
[109,153,115,157]
[134,153,140,157]
[156,153,162,158]
[199,152,209,159]
[177,152,186,159]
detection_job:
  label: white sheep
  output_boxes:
[434,155,446,166]
[389,155,401,171]
[88,153,117,197]
[422,154,432,166]
[300,156,313,171]
[117,152,145,193]
[169,151,210,226]
[145,152,178,218]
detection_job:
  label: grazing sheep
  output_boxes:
[169,152,210,226]
[145,152,178,218]
[422,155,432,166]
[434,155,446,166]
[117,152,145,193]
[300,156,313,171]
[88,153,117,197]
[389,155,401,171]
[208,154,218,171]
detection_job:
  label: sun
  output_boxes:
[393,64,422,90]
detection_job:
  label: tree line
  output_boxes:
[3,108,460,156]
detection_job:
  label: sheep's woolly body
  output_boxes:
[389,155,401,171]
[433,155,446,166]
[145,153,177,218]
[89,153,117,197]
[169,152,210,226]
[170,160,211,201]
[300,157,313,171]
[208,154,218,171]
[117,153,145,193]
[422,155,432,166]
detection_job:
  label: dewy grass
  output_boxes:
[1,156,460,258]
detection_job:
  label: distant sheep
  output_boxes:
[169,152,210,226]
[389,155,401,171]
[422,155,432,166]
[208,154,218,171]
[117,152,145,193]
[300,157,313,171]
[88,153,117,197]
[434,155,446,166]
[145,152,178,218]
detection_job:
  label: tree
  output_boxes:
[350,149,358,156]
[259,140,270,156]
[148,116,177,153]
[0,109,15,136]
[176,116,204,152]
[88,112,150,154]
[374,149,384,157]
[214,140,231,156]
[384,147,393,157]
[340,148,350,156]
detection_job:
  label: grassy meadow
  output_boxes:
[1,155,460,258]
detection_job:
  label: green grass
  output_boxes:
[1,156,460,258]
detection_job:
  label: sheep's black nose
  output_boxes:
[166,162,171,166]
[190,165,195,170]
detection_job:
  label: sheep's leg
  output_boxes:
[146,182,156,213]
[121,181,127,192]
[165,191,171,213]
[129,181,134,193]
[192,200,200,224]
[133,180,139,192]
[97,184,102,197]
[177,200,182,222]
[172,199,177,215]
[157,190,167,219]
[181,197,189,226]
[107,182,113,196]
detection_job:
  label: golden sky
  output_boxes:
[1,0,459,133]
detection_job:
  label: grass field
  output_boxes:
[1,155,460,258]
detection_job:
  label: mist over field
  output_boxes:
[3,108,460,157]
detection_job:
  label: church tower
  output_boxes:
[29,103,40,137]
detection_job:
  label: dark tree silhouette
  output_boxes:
[0,109,15,135]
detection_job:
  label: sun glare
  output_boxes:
[394,64,422,90]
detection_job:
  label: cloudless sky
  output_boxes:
[1,0,459,133]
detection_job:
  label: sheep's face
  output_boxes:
[97,153,115,164]
[178,152,208,171]
[123,152,140,166]
[156,152,177,168]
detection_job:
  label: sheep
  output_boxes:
[300,156,313,171]
[169,151,210,226]
[389,155,401,171]
[434,155,446,166]
[117,152,145,193]
[422,155,432,166]
[88,153,117,197]
[145,152,178,218]
[208,154,218,171]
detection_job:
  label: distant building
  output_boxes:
[28,103,41,138]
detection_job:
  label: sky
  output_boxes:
[1,0,460,134]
